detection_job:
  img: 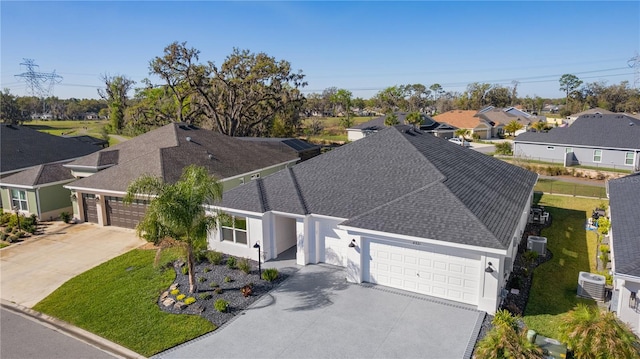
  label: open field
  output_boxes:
[302,116,375,143]
[523,194,605,339]
[24,120,127,146]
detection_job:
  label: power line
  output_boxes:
[14,59,63,111]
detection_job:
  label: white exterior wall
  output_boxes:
[613,277,640,336]
[207,212,268,261]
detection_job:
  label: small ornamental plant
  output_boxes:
[206,250,223,265]
[181,266,188,275]
[198,277,206,283]
[241,284,253,298]
[214,299,229,312]
[226,257,237,269]
[198,293,212,300]
[215,288,223,294]
[209,282,219,288]
[203,267,211,273]
[238,258,251,274]
[170,289,180,296]
[261,268,279,282]
[224,276,232,283]
[176,294,186,301]
[184,297,196,305]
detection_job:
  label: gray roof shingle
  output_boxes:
[608,173,640,278]
[515,114,640,149]
[0,162,75,187]
[66,123,300,192]
[221,126,538,249]
[1,124,101,174]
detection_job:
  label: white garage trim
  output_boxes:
[366,238,481,305]
[340,224,507,255]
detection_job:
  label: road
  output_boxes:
[0,306,116,359]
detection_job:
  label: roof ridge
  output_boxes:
[288,167,309,214]
[255,178,269,212]
[33,164,45,186]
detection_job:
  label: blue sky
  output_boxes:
[2,1,639,100]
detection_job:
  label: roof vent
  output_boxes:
[630,122,634,126]
[208,153,213,159]
[186,136,192,142]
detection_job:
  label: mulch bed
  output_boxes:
[157,256,288,327]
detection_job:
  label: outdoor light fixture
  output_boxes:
[485,262,494,273]
[253,242,262,277]
[13,206,20,230]
[348,239,356,248]
[630,291,637,309]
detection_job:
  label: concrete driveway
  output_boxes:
[0,223,145,307]
[155,264,485,359]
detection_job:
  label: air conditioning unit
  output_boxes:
[577,271,606,301]
[527,236,547,256]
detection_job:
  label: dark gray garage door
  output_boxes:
[105,196,148,229]
[82,194,99,223]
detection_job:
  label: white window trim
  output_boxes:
[10,189,28,212]
[624,152,634,166]
[593,149,602,163]
[220,215,248,245]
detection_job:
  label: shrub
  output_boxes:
[194,249,208,264]
[494,142,513,155]
[198,293,212,300]
[198,277,206,283]
[0,212,12,225]
[206,250,223,265]
[60,212,71,223]
[181,266,188,275]
[170,289,180,295]
[238,258,251,274]
[224,276,232,283]
[6,234,19,243]
[240,284,253,298]
[209,282,219,288]
[176,294,186,301]
[184,297,196,305]
[261,268,279,282]
[214,288,223,294]
[214,299,229,312]
[226,256,237,269]
[507,275,523,290]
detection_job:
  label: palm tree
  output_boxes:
[531,121,548,132]
[124,164,223,293]
[454,128,470,145]
[474,310,544,359]
[384,112,399,126]
[504,120,524,137]
[558,304,640,359]
[405,111,422,128]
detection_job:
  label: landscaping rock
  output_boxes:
[162,298,175,307]
[169,283,179,291]
[192,303,205,314]
[174,301,187,310]
[160,291,169,300]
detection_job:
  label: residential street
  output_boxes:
[0,306,116,359]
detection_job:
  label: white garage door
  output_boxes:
[368,241,480,305]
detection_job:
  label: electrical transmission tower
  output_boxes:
[628,53,640,88]
[14,59,63,113]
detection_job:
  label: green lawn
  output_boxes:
[523,194,605,339]
[534,178,607,198]
[33,249,215,357]
[302,116,374,143]
[24,119,126,146]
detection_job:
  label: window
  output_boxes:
[565,147,573,153]
[221,215,247,244]
[547,146,555,150]
[593,149,602,162]
[625,152,634,166]
[10,189,28,211]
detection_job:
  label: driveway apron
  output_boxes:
[0,223,145,308]
[156,264,485,359]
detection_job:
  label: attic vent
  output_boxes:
[630,122,635,126]
[208,153,213,159]
[186,137,192,142]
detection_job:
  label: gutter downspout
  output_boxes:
[35,188,42,218]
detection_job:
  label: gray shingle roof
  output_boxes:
[0,124,101,174]
[66,123,300,192]
[514,114,640,149]
[608,173,640,278]
[222,126,538,249]
[0,162,75,187]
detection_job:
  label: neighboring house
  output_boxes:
[476,108,533,137]
[607,173,640,336]
[565,107,614,126]
[0,124,102,218]
[433,110,493,139]
[63,123,309,228]
[513,114,640,171]
[209,125,538,314]
[346,112,454,141]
